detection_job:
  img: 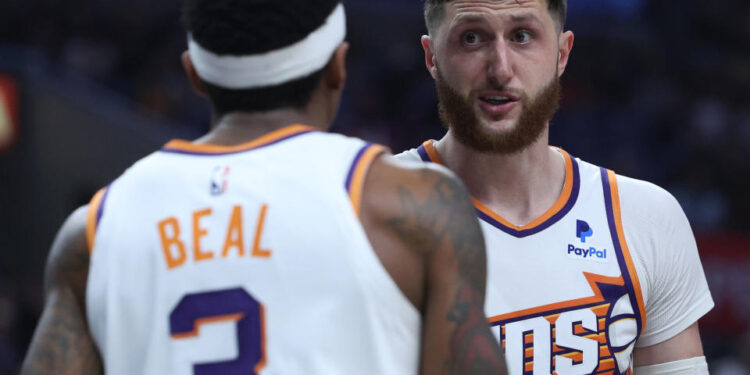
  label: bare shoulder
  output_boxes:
[44,206,91,299]
[358,153,486,308]
[362,154,477,242]
[361,154,482,265]
[22,206,102,375]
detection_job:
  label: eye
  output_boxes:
[511,30,533,44]
[461,31,482,46]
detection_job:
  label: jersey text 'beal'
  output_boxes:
[157,204,272,270]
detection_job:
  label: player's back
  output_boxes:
[85,125,420,374]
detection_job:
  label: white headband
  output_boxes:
[188,3,346,89]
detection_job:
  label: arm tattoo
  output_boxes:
[23,289,103,375]
[387,171,504,374]
[23,208,103,375]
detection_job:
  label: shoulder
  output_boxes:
[45,206,91,300]
[103,150,167,188]
[610,172,699,286]
[49,206,89,262]
[362,154,476,244]
[366,154,467,208]
[571,153,687,230]
[614,173,688,233]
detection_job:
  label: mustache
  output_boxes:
[434,65,562,155]
[472,78,528,101]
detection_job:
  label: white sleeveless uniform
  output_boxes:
[397,141,714,375]
[85,125,420,375]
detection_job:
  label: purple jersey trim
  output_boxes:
[345,144,373,192]
[601,168,644,339]
[160,130,315,156]
[95,185,110,229]
[478,156,581,238]
[415,143,581,238]
[417,144,430,162]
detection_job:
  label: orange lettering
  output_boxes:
[222,205,245,258]
[192,208,214,262]
[158,217,186,269]
[252,204,272,258]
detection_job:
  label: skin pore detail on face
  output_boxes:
[427,0,566,155]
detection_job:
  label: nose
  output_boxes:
[487,39,513,86]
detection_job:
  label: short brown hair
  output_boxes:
[424,0,567,34]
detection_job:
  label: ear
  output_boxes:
[557,31,575,78]
[421,35,438,80]
[181,51,208,97]
[325,41,349,91]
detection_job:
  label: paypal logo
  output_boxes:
[567,245,608,262]
[568,220,607,262]
[576,220,593,243]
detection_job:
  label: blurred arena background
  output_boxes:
[0,0,748,373]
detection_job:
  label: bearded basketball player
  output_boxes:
[396,1,714,374]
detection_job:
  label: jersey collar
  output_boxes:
[416,140,580,238]
[162,124,317,156]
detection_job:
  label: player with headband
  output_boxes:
[22,0,506,374]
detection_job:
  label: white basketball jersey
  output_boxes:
[85,125,420,375]
[398,140,712,375]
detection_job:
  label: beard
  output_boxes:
[435,68,562,154]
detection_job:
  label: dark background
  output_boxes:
[0,0,748,373]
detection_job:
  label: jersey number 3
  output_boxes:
[170,288,266,374]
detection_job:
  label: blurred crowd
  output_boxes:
[3,0,747,231]
[0,0,748,373]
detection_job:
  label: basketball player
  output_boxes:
[396,1,714,374]
[21,1,506,374]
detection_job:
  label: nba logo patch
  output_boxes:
[210,166,230,195]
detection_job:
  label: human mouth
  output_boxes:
[477,92,520,116]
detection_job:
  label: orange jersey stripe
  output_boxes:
[348,145,388,217]
[598,358,616,371]
[171,312,245,340]
[163,124,316,154]
[490,273,623,323]
[422,140,577,232]
[607,170,647,333]
[545,303,610,326]
[254,304,267,373]
[421,140,444,164]
[86,188,107,253]
[472,147,574,231]
[528,345,611,362]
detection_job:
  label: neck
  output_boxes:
[434,127,566,226]
[195,107,328,146]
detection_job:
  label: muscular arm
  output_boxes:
[361,156,506,375]
[22,206,103,375]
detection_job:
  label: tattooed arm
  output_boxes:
[361,155,506,375]
[22,206,103,375]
